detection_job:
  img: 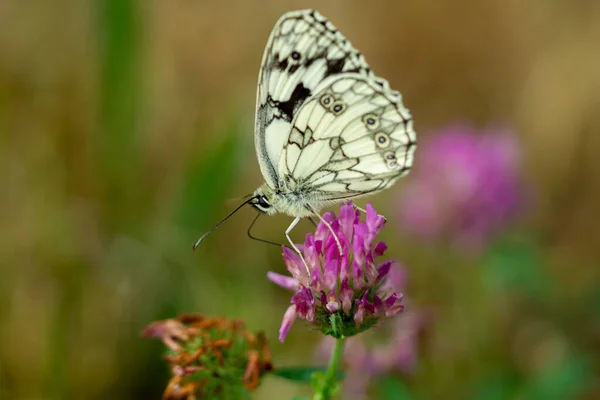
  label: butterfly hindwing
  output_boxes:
[254,10,372,189]
[278,74,416,201]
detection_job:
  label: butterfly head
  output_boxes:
[251,185,277,215]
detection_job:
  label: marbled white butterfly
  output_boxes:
[195,10,416,257]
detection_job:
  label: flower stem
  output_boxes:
[313,337,345,400]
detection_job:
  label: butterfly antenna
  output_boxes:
[193,197,256,251]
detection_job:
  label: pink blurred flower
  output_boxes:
[268,202,405,342]
[398,123,524,249]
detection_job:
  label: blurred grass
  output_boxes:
[1,1,600,399]
[97,0,142,233]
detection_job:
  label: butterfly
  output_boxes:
[194,10,416,258]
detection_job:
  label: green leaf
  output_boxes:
[273,366,345,383]
[378,376,413,400]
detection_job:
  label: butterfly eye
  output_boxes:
[374,132,390,148]
[320,94,334,108]
[256,195,271,210]
[331,100,347,115]
[362,113,380,130]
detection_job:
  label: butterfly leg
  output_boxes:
[247,213,283,247]
[285,216,311,275]
[353,204,367,214]
[353,204,387,222]
[311,210,344,257]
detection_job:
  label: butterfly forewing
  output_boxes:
[254,10,372,189]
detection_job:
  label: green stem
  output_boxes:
[313,337,345,400]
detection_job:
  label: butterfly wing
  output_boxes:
[278,74,416,202]
[255,10,380,189]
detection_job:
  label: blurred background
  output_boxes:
[1,1,600,399]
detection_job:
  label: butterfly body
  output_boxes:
[252,183,325,218]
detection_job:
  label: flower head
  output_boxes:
[142,314,273,399]
[398,124,524,249]
[268,202,404,342]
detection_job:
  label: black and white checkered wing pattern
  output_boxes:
[278,74,416,201]
[254,9,375,189]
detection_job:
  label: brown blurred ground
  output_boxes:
[1,1,600,399]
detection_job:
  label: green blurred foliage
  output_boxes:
[273,367,344,383]
[379,377,413,400]
[1,1,600,399]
